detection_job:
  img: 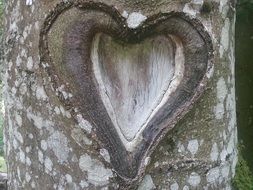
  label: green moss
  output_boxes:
[200,0,212,14]
[233,147,253,190]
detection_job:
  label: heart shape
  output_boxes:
[91,33,184,150]
[40,2,213,182]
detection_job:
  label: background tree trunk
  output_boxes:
[4,0,237,189]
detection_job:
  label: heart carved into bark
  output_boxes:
[40,1,213,183]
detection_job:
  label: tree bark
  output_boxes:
[4,0,237,189]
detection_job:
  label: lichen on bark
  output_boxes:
[3,0,237,189]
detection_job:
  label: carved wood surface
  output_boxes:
[92,34,184,148]
[40,1,213,183]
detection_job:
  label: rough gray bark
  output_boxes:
[4,0,237,189]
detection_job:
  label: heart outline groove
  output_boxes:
[39,1,213,185]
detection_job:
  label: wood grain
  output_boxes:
[92,34,184,151]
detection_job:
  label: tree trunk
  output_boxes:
[4,0,237,189]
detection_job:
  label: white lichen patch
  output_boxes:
[15,113,22,127]
[226,93,237,132]
[45,157,53,172]
[219,0,228,13]
[36,86,48,101]
[20,48,28,58]
[122,10,129,18]
[71,128,92,146]
[76,114,92,133]
[28,134,33,139]
[226,132,235,156]
[26,157,31,166]
[138,175,155,190]
[12,138,18,150]
[210,143,219,161]
[206,167,220,184]
[187,172,201,187]
[80,180,89,188]
[223,130,227,141]
[221,164,230,179]
[183,0,203,16]
[71,154,78,163]
[23,24,33,41]
[54,106,61,115]
[177,141,185,153]
[26,111,54,130]
[25,146,31,153]
[31,181,36,188]
[59,105,71,118]
[219,18,230,58]
[38,150,44,164]
[100,149,110,163]
[183,3,197,16]
[17,167,21,183]
[27,56,33,70]
[25,173,31,183]
[58,175,69,189]
[170,182,179,190]
[187,139,199,156]
[126,12,147,29]
[142,157,150,167]
[220,148,228,162]
[228,56,235,80]
[16,54,22,67]
[19,150,25,163]
[65,174,72,183]
[56,85,73,100]
[40,140,47,151]
[226,93,234,113]
[47,131,70,164]
[214,77,228,120]
[11,87,17,95]
[26,0,33,6]
[79,154,113,186]
[14,129,23,144]
[19,83,28,95]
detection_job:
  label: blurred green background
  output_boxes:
[236,0,253,171]
[234,0,253,189]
